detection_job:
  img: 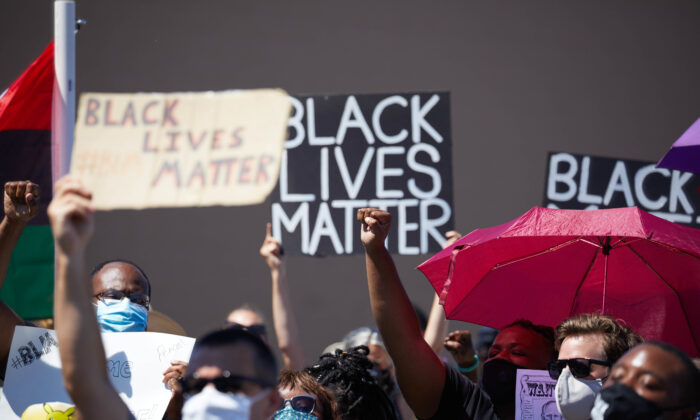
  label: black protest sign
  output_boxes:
[543,152,700,228]
[270,92,454,256]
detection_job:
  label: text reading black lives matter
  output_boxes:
[271,92,454,256]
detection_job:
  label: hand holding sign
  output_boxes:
[358,208,391,253]
[3,181,39,223]
[47,176,95,255]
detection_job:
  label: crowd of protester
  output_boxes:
[0,178,698,419]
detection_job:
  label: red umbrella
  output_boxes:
[418,207,700,357]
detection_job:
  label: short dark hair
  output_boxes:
[278,370,338,420]
[556,313,642,363]
[306,346,397,420]
[502,318,556,358]
[193,328,278,388]
[90,259,152,298]
[642,342,700,411]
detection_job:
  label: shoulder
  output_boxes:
[423,365,499,420]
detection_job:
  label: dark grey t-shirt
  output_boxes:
[424,365,500,420]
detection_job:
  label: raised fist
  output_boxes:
[3,180,40,223]
[47,176,95,255]
[357,208,391,253]
[444,330,477,368]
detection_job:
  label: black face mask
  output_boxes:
[590,384,662,420]
[481,359,524,406]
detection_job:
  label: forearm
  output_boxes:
[365,247,444,418]
[0,217,26,288]
[54,251,122,414]
[271,264,305,370]
[423,293,448,356]
[0,217,28,374]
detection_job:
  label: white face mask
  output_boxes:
[181,385,269,420]
[555,368,604,420]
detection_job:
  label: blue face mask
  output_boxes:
[274,405,317,420]
[96,298,148,332]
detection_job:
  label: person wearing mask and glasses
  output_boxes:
[49,176,280,420]
[274,369,338,420]
[549,313,642,420]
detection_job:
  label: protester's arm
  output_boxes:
[423,231,461,355]
[358,208,445,419]
[423,293,448,356]
[261,223,305,370]
[0,181,40,375]
[49,176,130,420]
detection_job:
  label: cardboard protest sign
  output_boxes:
[72,89,291,209]
[544,152,700,228]
[0,326,195,420]
[515,369,560,420]
[271,92,454,256]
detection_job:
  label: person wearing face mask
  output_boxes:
[590,342,699,420]
[48,176,245,420]
[358,208,556,420]
[180,328,281,420]
[274,370,338,420]
[549,314,642,420]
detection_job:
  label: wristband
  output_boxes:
[457,354,479,373]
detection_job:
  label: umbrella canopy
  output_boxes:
[418,207,700,357]
[657,117,700,174]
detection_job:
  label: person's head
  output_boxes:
[554,313,643,380]
[591,342,700,420]
[90,260,151,332]
[541,401,562,420]
[551,314,644,420]
[226,305,267,340]
[275,370,337,420]
[182,328,280,420]
[342,328,396,398]
[306,346,397,420]
[487,319,555,368]
[482,319,555,413]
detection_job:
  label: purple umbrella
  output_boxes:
[657,117,700,174]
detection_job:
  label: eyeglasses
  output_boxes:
[94,289,150,308]
[178,370,274,396]
[547,358,611,380]
[225,322,267,338]
[279,394,316,414]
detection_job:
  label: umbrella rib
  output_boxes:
[492,237,584,270]
[569,247,600,317]
[623,239,700,356]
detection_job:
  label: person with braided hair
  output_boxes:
[307,346,398,420]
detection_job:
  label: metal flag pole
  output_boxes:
[52,0,76,183]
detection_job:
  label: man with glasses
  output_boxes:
[49,176,281,420]
[181,328,281,420]
[549,313,642,420]
[91,260,151,332]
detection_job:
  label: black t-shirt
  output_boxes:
[424,365,500,420]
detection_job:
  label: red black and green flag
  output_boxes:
[0,42,55,320]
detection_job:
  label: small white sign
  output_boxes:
[0,326,195,420]
[515,368,560,420]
